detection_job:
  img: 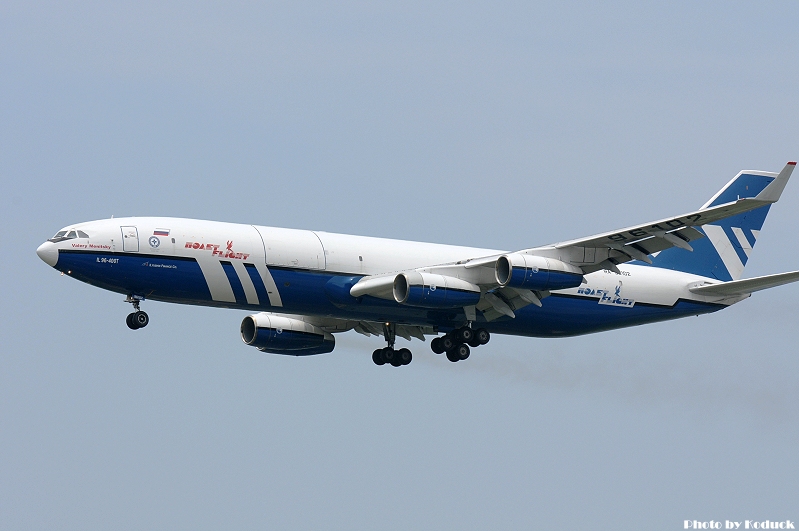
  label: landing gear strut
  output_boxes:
[125,295,149,330]
[431,325,489,362]
[372,322,412,367]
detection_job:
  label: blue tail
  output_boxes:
[650,169,778,281]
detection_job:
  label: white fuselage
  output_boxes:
[37,216,733,338]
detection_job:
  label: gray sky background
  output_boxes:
[2,2,798,529]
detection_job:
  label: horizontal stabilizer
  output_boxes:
[689,269,799,297]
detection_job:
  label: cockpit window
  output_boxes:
[48,231,69,242]
[48,230,84,243]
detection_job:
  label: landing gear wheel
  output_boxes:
[476,328,490,345]
[456,343,470,360]
[398,348,412,366]
[132,311,149,329]
[431,337,445,354]
[442,335,456,352]
[467,336,481,348]
[457,327,474,343]
[374,324,413,367]
[446,349,460,362]
[124,295,147,329]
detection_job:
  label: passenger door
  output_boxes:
[121,226,139,252]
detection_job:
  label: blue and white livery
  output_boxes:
[36,162,799,366]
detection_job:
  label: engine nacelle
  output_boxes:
[495,253,584,291]
[393,272,481,308]
[240,313,335,355]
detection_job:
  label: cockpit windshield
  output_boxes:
[48,229,89,243]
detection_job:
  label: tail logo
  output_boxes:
[703,225,758,281]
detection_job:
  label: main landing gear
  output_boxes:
[125,295,149,330]
[372,323,412,367]
[430,326,490,363]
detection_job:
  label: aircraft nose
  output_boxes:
[36,242,58,267]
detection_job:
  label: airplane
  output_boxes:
[37,161,799,367]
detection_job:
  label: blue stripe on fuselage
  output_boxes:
[54,250,725,337]
[56,249,213,303]
[245,263,271,307]
[220,261,247,305]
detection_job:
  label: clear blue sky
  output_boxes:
[2,2,798,529]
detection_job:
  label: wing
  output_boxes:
[526,161,795,274]
[349,162,796,321]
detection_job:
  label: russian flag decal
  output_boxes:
[153,229,170,236]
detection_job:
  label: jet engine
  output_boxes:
[495,253,584,291]
[240,313,335,355]
[393,272,481,308]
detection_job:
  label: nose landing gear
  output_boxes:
[126,311,149,330]
[125,295,149,330]
[431,326,489,362]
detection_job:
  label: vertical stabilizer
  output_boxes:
[650,162,795,281]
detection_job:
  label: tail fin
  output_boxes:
[650,162,795,281]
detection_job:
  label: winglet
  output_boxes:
[754,161,795,202]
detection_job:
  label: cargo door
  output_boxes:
[255,226,325,270]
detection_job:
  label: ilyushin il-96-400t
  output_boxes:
[37,162,799,367]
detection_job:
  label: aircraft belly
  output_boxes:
[485,294,724,338]
[56,247,725,336]
[56,250,214,303]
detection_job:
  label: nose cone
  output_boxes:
[36,242,58,267]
